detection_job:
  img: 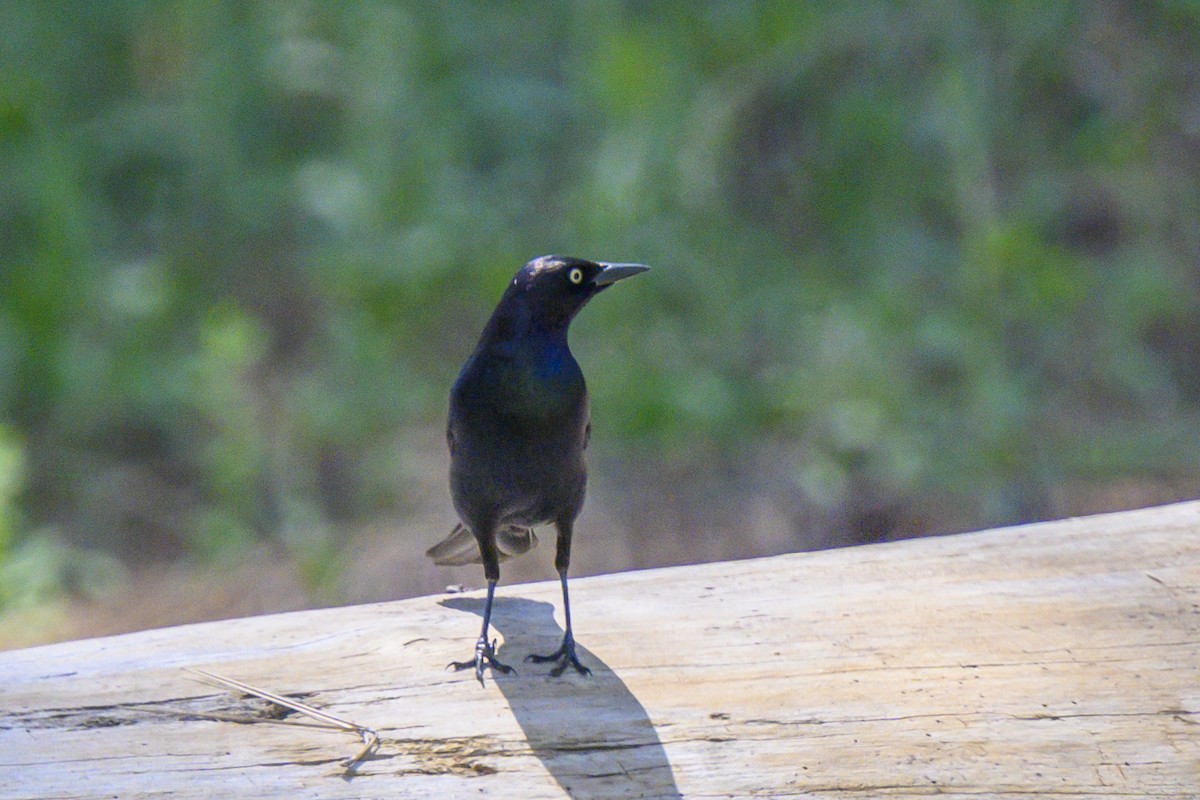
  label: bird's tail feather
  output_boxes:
[497,525,539,559]
[426,522,539,566]
[425,523,478,565]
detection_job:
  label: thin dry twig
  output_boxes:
[185,667,380,772]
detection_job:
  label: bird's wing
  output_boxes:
[425,523,538,565]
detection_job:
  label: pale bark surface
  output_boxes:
[3,502,1198,798]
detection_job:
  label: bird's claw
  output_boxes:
[449,637,514,686]
[525,633,591,677]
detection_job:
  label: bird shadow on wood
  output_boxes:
[441,596,682,800]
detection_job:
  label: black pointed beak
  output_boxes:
[592,262,650,287]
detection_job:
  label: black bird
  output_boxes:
[427,255,648,685]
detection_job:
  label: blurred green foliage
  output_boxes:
[2,2,1200,605]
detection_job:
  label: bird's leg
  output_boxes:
[526,571,591,677]
[448,579,514,686]
[527,519,591,677]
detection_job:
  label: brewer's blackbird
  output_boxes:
[427,255,648,685]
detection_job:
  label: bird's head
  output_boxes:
[494,255,649,335]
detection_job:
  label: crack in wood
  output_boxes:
[1,693,304,731]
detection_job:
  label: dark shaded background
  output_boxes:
[2,1,1199,647]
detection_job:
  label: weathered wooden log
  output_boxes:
[2,502,1198,798]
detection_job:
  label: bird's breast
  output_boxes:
[448,340,590,526]
[455,343,586,425]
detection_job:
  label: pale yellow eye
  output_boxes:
[568,267,584,284]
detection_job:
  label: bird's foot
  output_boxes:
[448,637,514,687]
[525,632,591,677]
